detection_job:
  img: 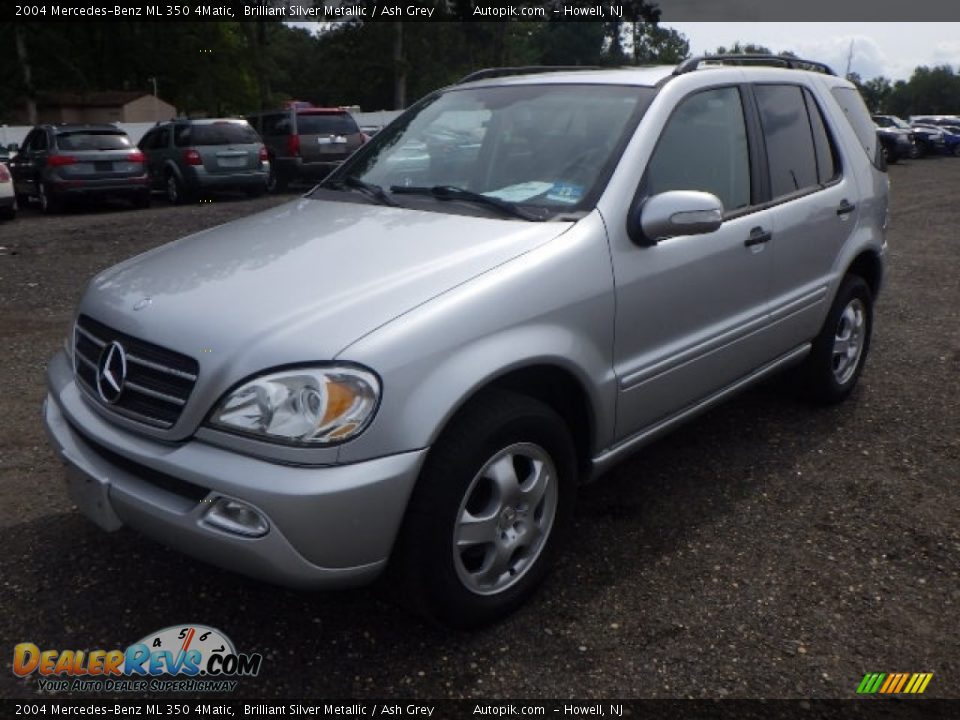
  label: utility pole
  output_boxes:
[845,40,855,78]
[148,76,158,121]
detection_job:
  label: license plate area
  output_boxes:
[94,161,113,172]
[65,463,123,532]
[217,156,247,168]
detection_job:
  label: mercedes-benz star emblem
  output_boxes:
[96,341,127,404]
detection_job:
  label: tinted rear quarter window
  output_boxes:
[296,113,358,135]
[754,85,818,199]
[831,86,880,167]
[56,132,131,151]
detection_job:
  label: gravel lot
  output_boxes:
[0,161,957,701]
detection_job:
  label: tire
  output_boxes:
[953,144,960,158]
[908,143,921,160]
[266,165,289,193]
[0,203,15,221]
[799,275,873,405]
[391,390,577,628]
[165,171,190,205]
[38,183,60,214]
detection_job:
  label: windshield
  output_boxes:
[56,132,131,151]
[323,84,651,215]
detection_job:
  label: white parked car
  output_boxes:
[0,160,16,220]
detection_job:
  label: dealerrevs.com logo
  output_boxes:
[13,624,262,693]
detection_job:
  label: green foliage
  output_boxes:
[2,22,956,123]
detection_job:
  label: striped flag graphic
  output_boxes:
[857,672,933,694]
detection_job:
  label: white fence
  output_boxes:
[1,111,403,149]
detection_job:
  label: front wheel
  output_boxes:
[391,390,577,628]
[800,275,873,404]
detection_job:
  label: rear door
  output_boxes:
[10,129,44,196]
[295,111,363,164]
[754,84,861,352]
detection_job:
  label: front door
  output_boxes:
[609,85,776,440]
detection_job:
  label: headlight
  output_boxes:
[208,365,380,445]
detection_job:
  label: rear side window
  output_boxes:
[175,123,259,146]
[754,85,819,199]
[296,113,359,135]
[803,89,839,185]
[261,113,291,136]
[56,132,131,151]
[831,86,881,168]
[645,86,751,213]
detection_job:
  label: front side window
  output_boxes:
[755,85,819,199]
[326,84,652,216]
[644,86,751,213]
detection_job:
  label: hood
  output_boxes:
[81,197,571,415]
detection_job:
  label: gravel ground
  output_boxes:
[0,162,957,701]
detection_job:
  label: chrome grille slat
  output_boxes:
[75,324,106,347]
[73,315,199,428]
[123,380,187,407]
[125,353,198,381]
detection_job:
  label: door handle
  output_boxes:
[837,199,856,216]
[744,227,772,248]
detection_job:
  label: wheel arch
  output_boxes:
[845,249,883,298]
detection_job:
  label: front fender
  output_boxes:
[335,211,618,464]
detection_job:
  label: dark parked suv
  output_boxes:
[9,124,149,213]
[138,119,269,204]
[246,105,365,192]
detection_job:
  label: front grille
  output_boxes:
[73,314,199,429]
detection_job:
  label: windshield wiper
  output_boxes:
[324,176,399,207]
[389,185,546,222]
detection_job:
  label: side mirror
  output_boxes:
[629,190,724,246]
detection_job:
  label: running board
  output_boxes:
[588,344,811,481]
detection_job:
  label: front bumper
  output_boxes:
[43,351,426,588]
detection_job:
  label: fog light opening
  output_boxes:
[204,498,270,538]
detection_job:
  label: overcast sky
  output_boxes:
[663,23,960,81]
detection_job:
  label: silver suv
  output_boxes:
[44,57,888,627]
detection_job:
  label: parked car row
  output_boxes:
[1,104,368,217]
[873,113,960,163]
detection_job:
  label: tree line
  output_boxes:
[1,20,956,124]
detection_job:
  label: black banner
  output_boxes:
[1,699,959,719]
[6,0,960,22]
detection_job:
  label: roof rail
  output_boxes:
[457,66,603,84]
[674,54,836,76]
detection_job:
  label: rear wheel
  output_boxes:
[0,200,15,221]
[165,172,190,205]
[266,165,289,193]
[38,183,60,214]
[391,390,577,628]
[799,275,873,404]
